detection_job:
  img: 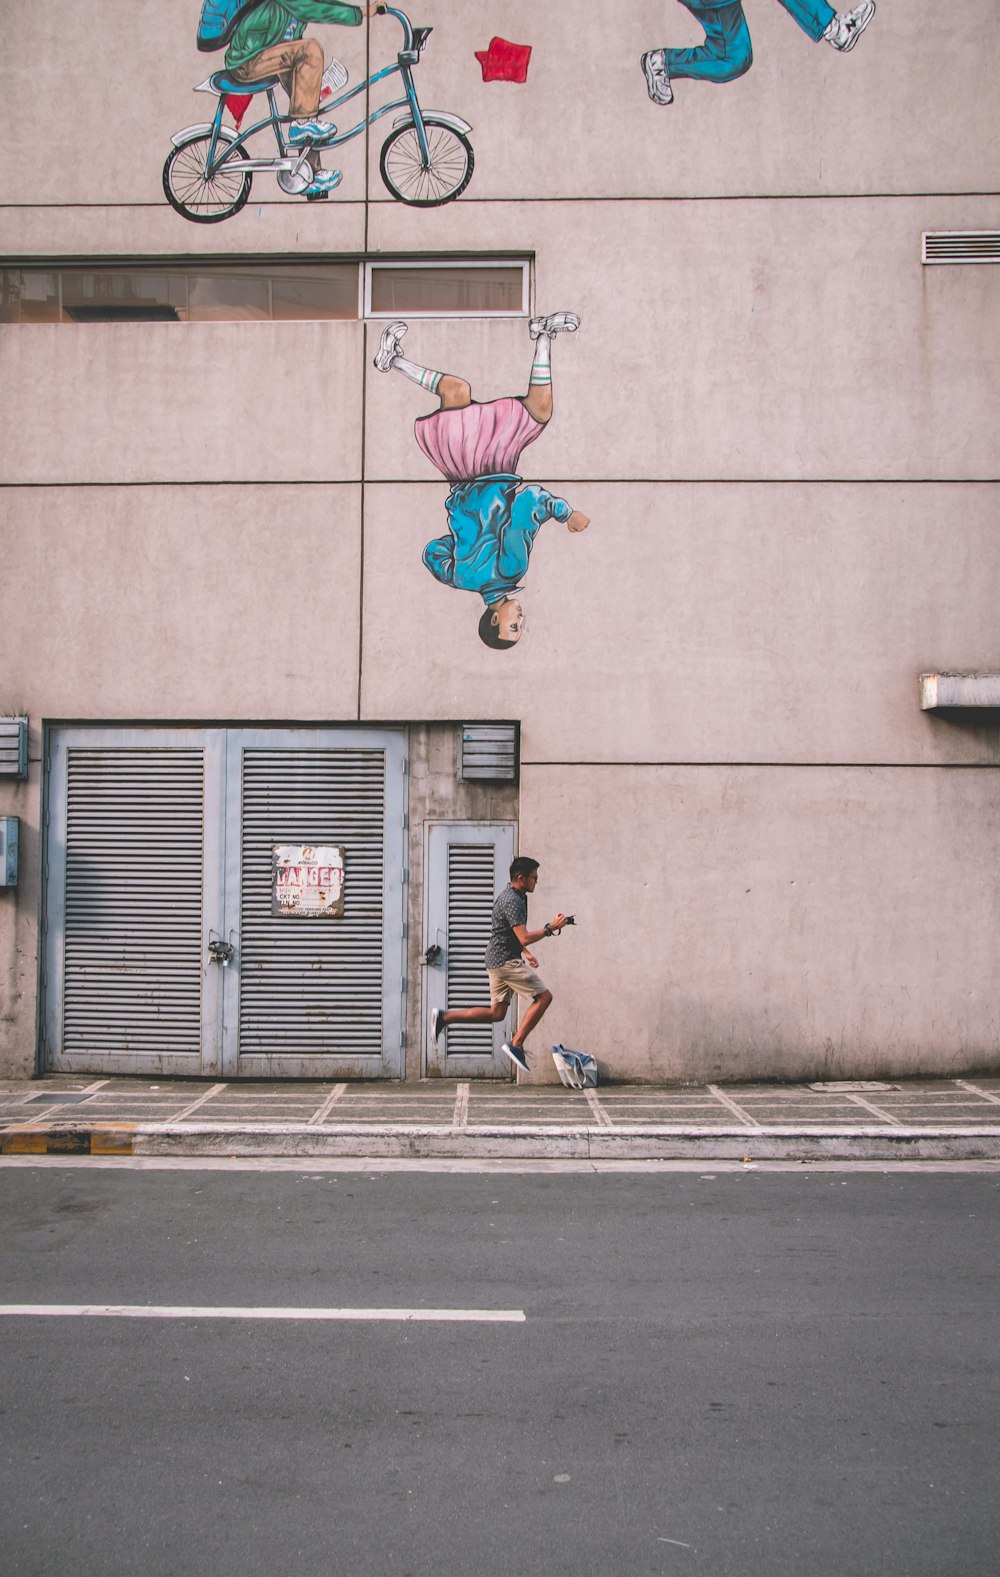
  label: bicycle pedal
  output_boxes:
[304,189,331,202]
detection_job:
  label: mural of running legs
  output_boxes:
[373,315,590,648]
[641,0,875,105]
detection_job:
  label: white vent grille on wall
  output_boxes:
[0,717,28,779]
[922,232,1000,265]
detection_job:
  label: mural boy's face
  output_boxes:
[493,599,523,644]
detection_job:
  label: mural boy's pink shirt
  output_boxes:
[414,397,543,484]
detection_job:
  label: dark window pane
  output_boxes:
[186,273,270,321]
[370,266,523,315]
[270,266,358,320]
[61,270,188,322]
[0,270,59,323]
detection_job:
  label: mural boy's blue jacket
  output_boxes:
[225,1,363,69]
[422,476,573,606]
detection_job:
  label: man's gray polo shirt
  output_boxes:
[485,884,527,968]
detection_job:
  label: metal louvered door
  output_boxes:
[221,728,407,1079]
[424,821,515,1078]
[43,729,226,1076]
[43,726,406,1079]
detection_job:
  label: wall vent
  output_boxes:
[460,724,519,783]
[0,717,28,779]
[922,232,1000,265]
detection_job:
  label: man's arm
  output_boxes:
[512,915,568,950]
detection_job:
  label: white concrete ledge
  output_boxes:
[920,672,1000,710]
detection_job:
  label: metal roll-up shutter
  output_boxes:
[237,747,387,1056]
[62,748,205,1057]
[444,842,497,1055]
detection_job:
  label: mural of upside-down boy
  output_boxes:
[373,315,590,649]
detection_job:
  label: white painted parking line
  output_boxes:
[308,1083,347,1126]
[0,1304,526,1323]
[172,1084,227,1121]
[954,1078,1000,1106]
[707,1085,762,1128]
[584,1088,614,1128]
[845,1092,902,1125]
[453,1082,469,1129]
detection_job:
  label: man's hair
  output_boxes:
[509,856,539,881]
[478,606,518,650]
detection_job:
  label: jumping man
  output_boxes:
[431,856,569,1074]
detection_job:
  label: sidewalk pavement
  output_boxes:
[2,1074,1000,1161]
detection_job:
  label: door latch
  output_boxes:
[423,942,442,965]
[208,933,235,966]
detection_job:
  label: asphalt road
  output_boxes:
[1,1165,998,1577]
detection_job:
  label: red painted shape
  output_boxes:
[224,93,253,129]
[474,37,532,83]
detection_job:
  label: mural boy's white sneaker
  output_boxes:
[529,312,581,339]
[373,321,407,371]
[823,1,875,51]
[641,50,674,105]
[288,117,339,146]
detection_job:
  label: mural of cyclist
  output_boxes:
[641,0,876,106]
[225,0,382,197]
[373,315,589,650]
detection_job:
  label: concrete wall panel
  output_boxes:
[0,486,362,720]
[519,762,1000,1081]
[0,322,364,483]
[368,195,1000,483]
[358,479,1000,766]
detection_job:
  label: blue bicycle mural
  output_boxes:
[164,5,474,223]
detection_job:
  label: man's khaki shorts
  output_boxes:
[488,958,548,1007]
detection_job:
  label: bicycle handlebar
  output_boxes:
[375,5,414,51]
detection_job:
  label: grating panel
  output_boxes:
[922,231,1000,265]
[62,749,205,1057]
[237,749,387,1057]
[445,842,496,1055]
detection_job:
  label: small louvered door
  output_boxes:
[424,821,515,1078]
[223,729,406,1077]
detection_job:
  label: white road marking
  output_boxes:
[172,1084,227,1121]
[0,1304,526,1323]
[453,1082,469,1128]
[308,1083,347,1126]
[707,1085,761,1128]
[954,1078,1000,1106]
[584,1089,614,1128]
[844,1092,902,1125]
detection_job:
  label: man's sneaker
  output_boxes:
[373,320,407,371]
[641,49,674,106]
[431,1007,446,1043]
[823,0,875,51]
[288,117,338,146]
[528,311,581,339]
[501,1041,530,1074]
[303,168,342,199]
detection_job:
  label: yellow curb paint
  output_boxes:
[45,1132,92,1154]
[2,1132,49,1154]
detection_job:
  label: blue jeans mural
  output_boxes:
[662,0,836,86]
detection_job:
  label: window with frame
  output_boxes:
[0,259,530,324]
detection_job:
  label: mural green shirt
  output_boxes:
[225,2,364,70]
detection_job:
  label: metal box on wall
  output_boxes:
[0,817,18,887]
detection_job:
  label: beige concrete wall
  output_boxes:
[1,0,996,1079]
[519,763,1000,1080]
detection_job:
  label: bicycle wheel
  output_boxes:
[379,118,474,207]
[163,132,251,223]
